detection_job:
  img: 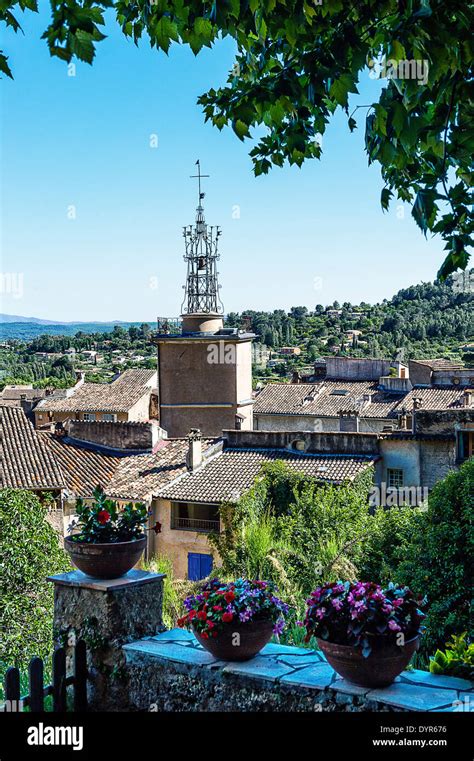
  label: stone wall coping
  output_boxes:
[47,569,166,592]
[123,628,474,713]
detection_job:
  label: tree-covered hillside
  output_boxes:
[227,274,473,376]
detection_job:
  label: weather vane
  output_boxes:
[190,159,210,205]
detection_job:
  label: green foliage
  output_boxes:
[232,276,473,375]
[429,632,474,681]
[2,2,472,274]
[397,458,473,656]
[143,554,180,629]
[69,486,148,542]
[210,463,374,607]
[359,505,425,585]
[0,489,70,671]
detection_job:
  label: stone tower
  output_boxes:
[154,163,254,438]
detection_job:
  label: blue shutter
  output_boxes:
[188,553,201,581]
[200,554,213,579]
[188,553,213,580]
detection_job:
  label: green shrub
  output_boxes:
[429,633,474,681]
[397,459,473,655]
[0,489,70,673]
[359,505,424,584]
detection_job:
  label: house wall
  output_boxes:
[254,413,395,434]
[419,439,457,489]
[151,499,218,579]
[34,409,130,428]
[128,393,154,422]
[325,357,393,380]
[378,439,421,487]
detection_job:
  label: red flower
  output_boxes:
[188,609,197,620]
[197,610,207,621]
[213,605,223,612]
[177,616,187,628]
[201,631,209,639]
[97,510,111,525]
[222,612,233,623]
[225,591,235,603]
[207,620,215,629]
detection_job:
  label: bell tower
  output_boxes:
[154,162,254,438]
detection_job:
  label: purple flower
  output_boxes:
[273,618,285,636]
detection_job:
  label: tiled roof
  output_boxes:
[411,358,466,371]
[395,386,470,411]
[39,434,220,501]
[106,438,220,501]
[253,381,402,419]
[1,387,46,401]
[157,448,378,504]
[35,370,156,414]
[40,432,121,497]
[1,406,65,489]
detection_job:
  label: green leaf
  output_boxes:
[0,52,13,79]
[232,119,250,140]
[381,187,393,211]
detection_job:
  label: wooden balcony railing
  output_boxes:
[170,516,219,533]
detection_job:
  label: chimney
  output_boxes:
[413,397,423,411]
[187,428,202,471]
[463,389,473,408]
[398,408,408,430]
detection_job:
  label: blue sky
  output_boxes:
[1,3,446,322]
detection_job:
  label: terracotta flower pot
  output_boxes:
[65,536,146,579]
[193,619,274,661]
[316,635,420,688]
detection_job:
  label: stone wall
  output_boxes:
[415,409,474,436]
[47,572,473,713]
[65,419,164,451]
[123,629,473,713]
[223,428,381,455]
[48,570,165,711]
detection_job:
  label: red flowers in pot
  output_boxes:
[178,578,289,661]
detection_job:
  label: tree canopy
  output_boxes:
[2,0,472,277]
[0,489,70,670]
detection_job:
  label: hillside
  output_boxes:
[227,275,474,377]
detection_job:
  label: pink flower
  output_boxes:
[331,598,343,611]
[388,620,401,632]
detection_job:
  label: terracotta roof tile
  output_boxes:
[39,432,121,497]
[35,369,156,414]
[157,448,378,504]
[1,406,65,489]
[253,381,402,419]
[394,385,470,411]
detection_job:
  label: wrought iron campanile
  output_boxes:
[181,160,224,315]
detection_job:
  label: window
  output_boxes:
[102,413,116,422]
[387,468,404,488]
[171,502,219,533]
[457,431,474,462]
[188,553,213,581]
[83,413,96,422]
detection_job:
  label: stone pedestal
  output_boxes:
[47,570,165,711]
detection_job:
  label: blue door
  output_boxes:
[188,553,213,581]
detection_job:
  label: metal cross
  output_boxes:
[190,159,209,203]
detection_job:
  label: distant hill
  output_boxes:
[0,314,135,325]
[0,314,61,325]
